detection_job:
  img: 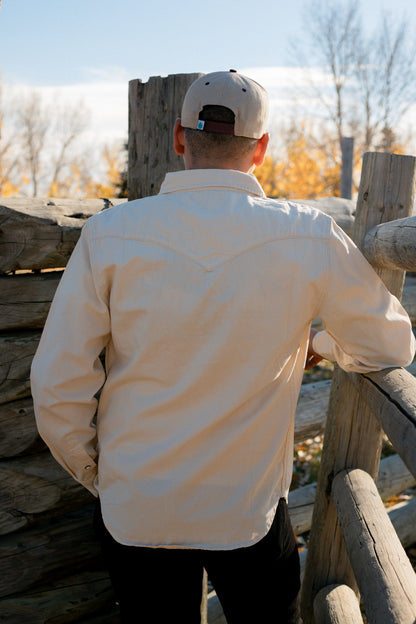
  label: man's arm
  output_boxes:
[30,220,110,495]
[311,220,415,373]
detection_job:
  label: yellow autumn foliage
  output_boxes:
[255,124,341,199]
[0,179,21,197]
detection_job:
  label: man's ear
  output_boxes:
[253,132,269,167]
[174,118,185,155]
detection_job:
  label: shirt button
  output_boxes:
[84,465,92,470]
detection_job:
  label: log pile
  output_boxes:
[0,198,123,622]
[1,197,415,623]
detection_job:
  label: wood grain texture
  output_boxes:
[0,270,62,330]
[313,584,363,624]
[0,198,124,272]
[350,367,416,479]
[0,570,116,624]
[353,152,416,299]
[362,215,416,271]
[0,397,43,458]
[0,508,101,599]
[0,452,93,535]
[0,331,41,403]
[128,74,202,200]
[288,453,415,536]
[294,380,331,443]
[332,468,416,624]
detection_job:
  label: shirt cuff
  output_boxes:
[312,330,336,362]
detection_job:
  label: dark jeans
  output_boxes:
[93,498,302,623]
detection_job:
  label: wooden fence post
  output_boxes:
[300,152,416,623]
[341,137,354,199]
[128,73,202,200]
[331,468,416,623]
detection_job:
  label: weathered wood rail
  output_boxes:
[332,469,416,624]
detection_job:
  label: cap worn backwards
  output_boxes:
[181,69,269,140]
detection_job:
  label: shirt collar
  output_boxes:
[159,169,266,198]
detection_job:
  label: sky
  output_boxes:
[1,0,416,149]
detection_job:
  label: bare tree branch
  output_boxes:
[293,0,416,155]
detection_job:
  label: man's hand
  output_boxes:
[305,328,323,370]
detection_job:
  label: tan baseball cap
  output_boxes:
[181,69,269,139]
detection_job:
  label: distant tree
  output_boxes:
[0,84,23,196]
[14,91,92,197]
[0,82,129,199]
[115,141,128,198]
[83,142,128,199]
[294,0,416,155]
[353,11,416,152]
[17,92,49,197]
[255,122,341,198]
[47,101,90,196]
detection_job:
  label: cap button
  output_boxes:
[229,69,237,73]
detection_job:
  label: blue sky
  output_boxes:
[2,0,415,85]
[1,0,415,146]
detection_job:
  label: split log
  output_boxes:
[0,462,61,513]
[294,380,331,443]
[288,483,317,535]
[288,453,415,535]
[362,214,416,272]
[0,570,116,624]
[300,496,416,580]
[0,507,100,599]
[0,198,124,272]
[0,331,41,404]
[313,584,364,624]
[331,468,416,624]
[0,397,43,458]
[0,271,62,331]
[0,452,94,535]
[350,367,416,480]
[376,453,416,501]
[387,495,416,549]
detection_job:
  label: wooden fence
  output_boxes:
[301,151,416,624]
[0,71,415,622]
[0,186,415,622]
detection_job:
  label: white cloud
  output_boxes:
[6,66,336,147]
[6,66,416,156]
[10,78,129,146]
[42,81,129,144]
[240,66,334,90]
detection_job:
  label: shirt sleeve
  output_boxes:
[30,220,110,495]
[312,220,415,373]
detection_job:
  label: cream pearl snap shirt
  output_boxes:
[31,169,415,549]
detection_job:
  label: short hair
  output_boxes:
[183,105,258,161]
